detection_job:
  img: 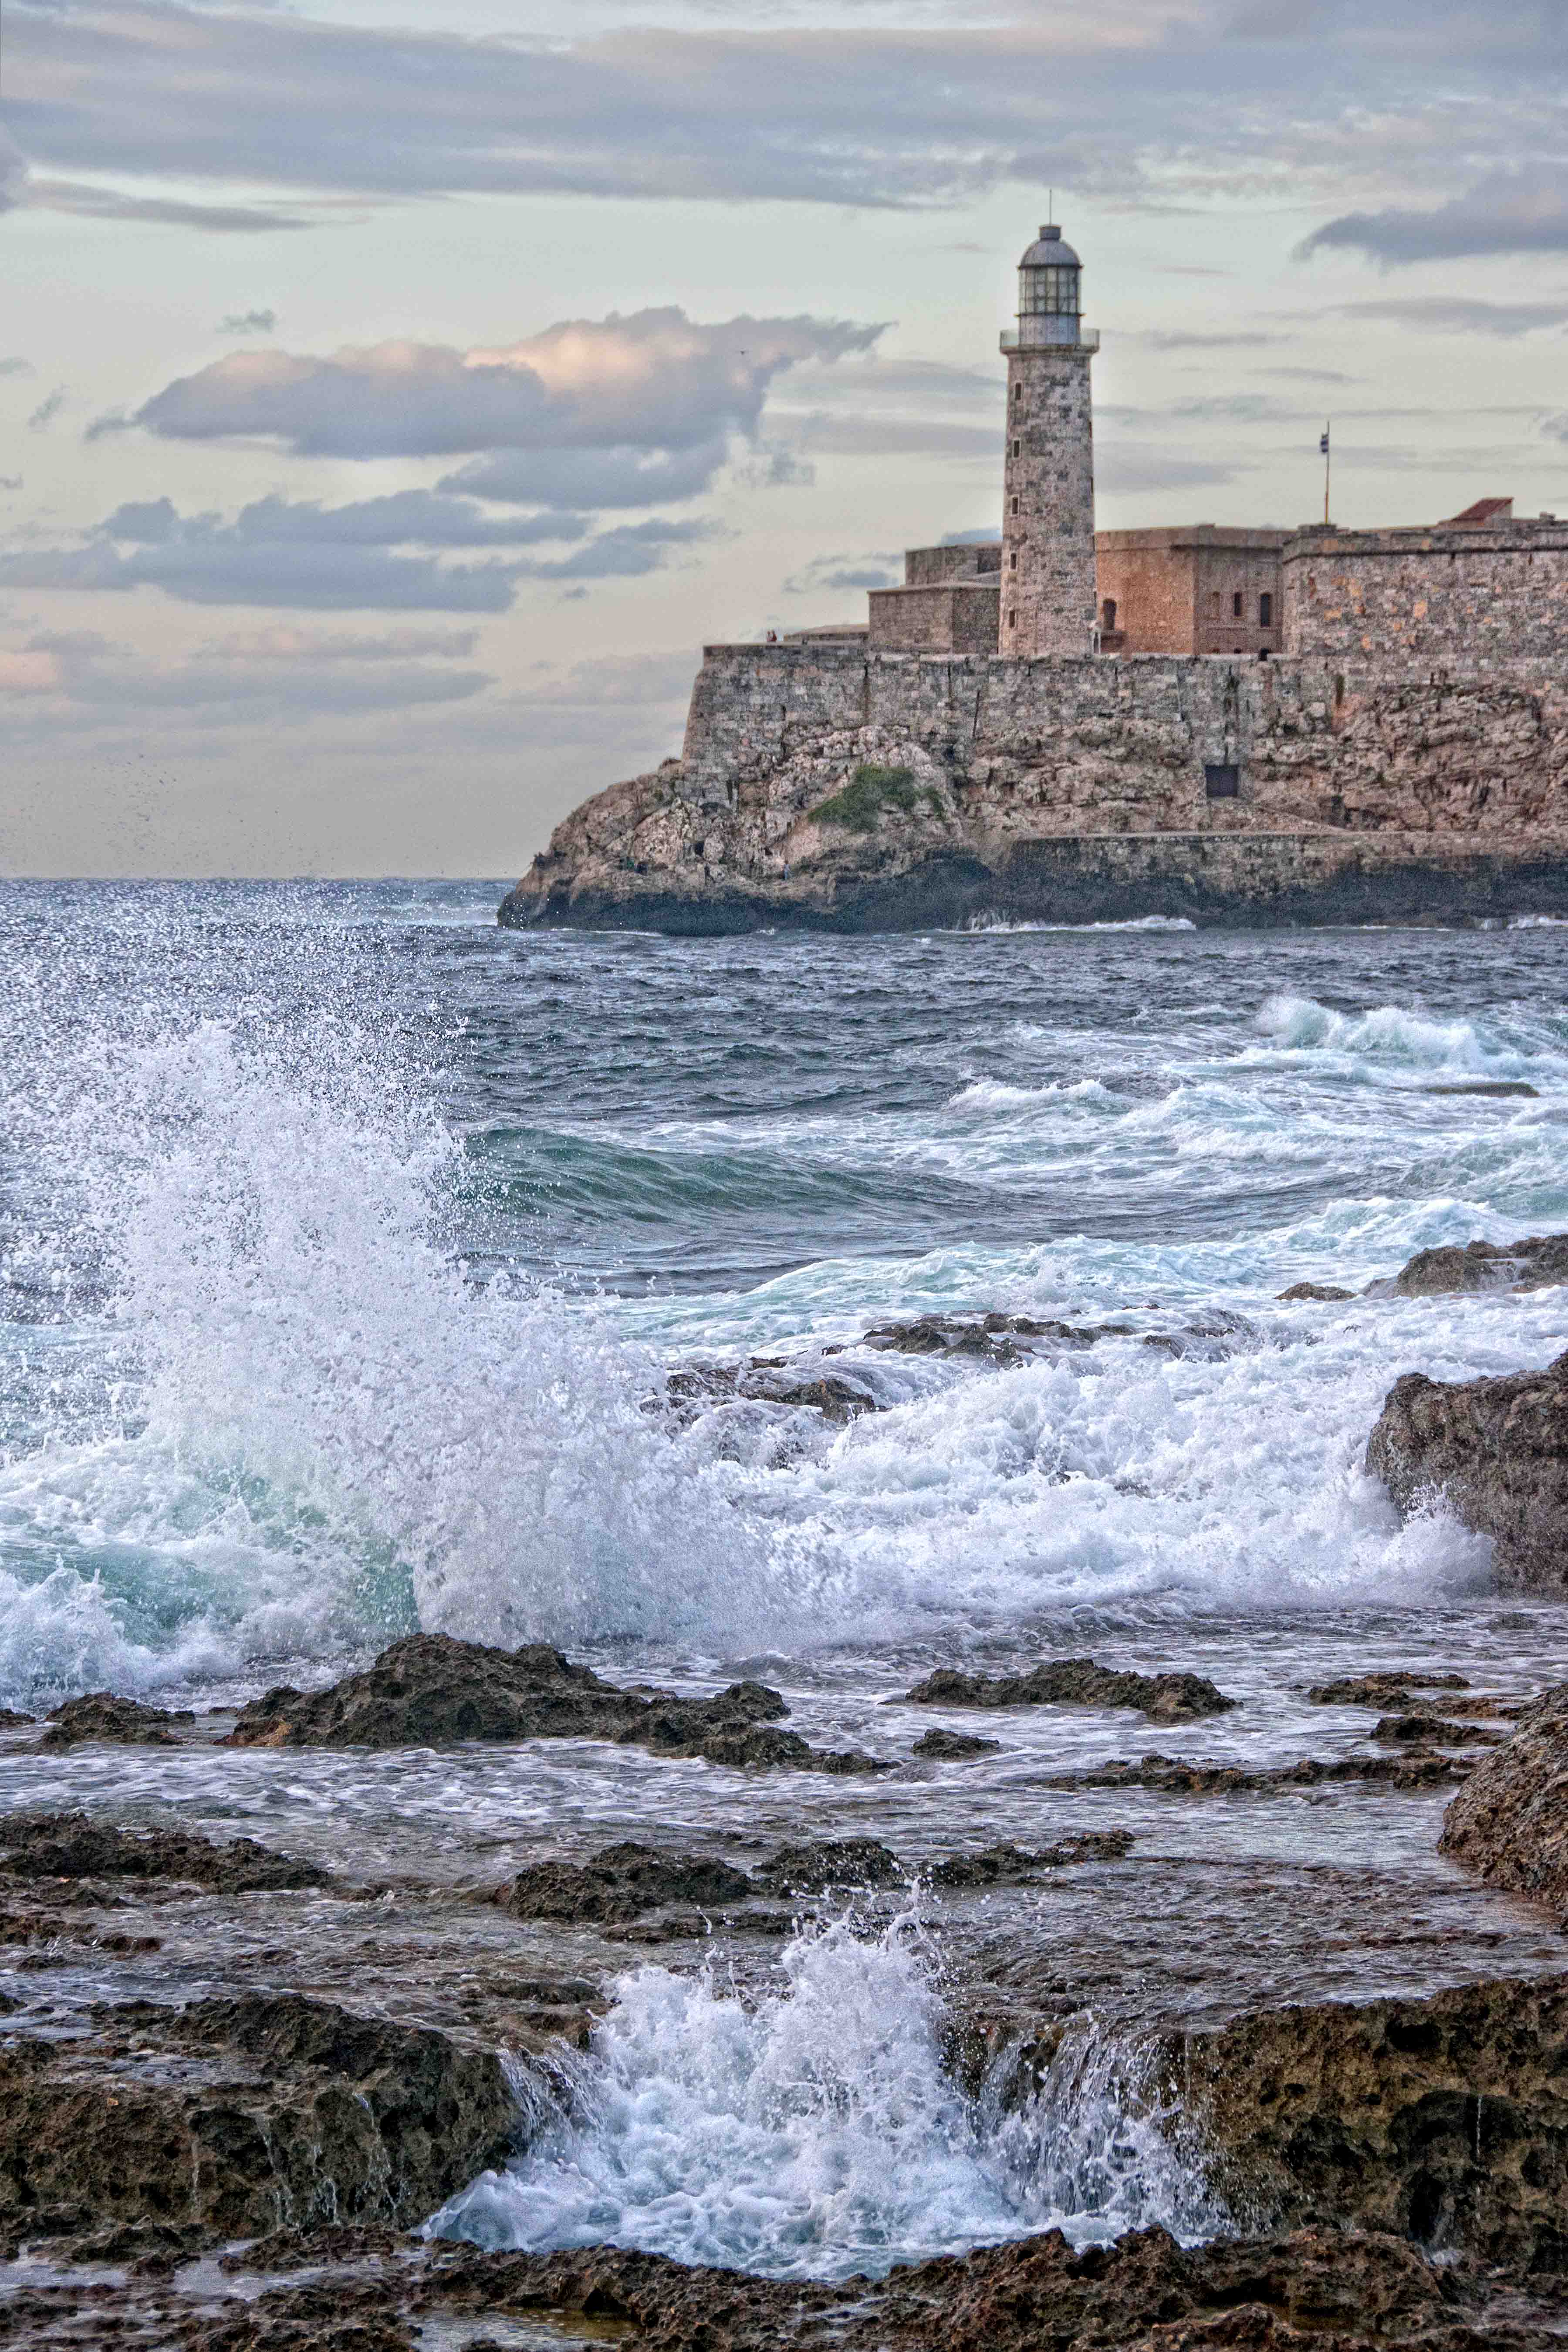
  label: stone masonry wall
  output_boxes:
[1001,347,1098,656]
[1283,523,1568,663]
[679,643,1568,845]
[867,581,1000,655]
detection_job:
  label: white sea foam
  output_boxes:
[0,1013,797,1701]
[428,1910,1226,2280]
[964,914,1196,935]
[1251,991,1561,1081]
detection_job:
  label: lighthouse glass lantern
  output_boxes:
[1016,225,1082,345]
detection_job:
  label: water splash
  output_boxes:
[428,1909,1229,2281]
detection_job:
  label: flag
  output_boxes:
[1319,428,1331,454]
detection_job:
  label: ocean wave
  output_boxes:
[963,915,1197,935]
[1251,991,1561,1080]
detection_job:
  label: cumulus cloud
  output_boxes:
[219,308,277,335]
[0,492,710,611]
[104,310,885,460]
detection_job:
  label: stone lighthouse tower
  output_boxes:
[1000,222,1100,656]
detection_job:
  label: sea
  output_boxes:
[4,877,1568,2280]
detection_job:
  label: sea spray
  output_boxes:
[0,902,801,1702]
[428,1909,1229,2280]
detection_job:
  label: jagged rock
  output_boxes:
[0,1991,518,2243]
[0,1812,329,1894]
[494,1842,754,1925]
[1178,1973,1568,2269]
[1372,1714,1500,1747]
[0,1709,34,1730]
[1371,1233,1568,1298]
[40,1693,196,1749]
[1309,1673,1469,1706]
[1277,1281,1356,1302]
[754,1839,905,1895]
[924,1832,1134,1889]
[912,1728,1002,1759]
[904,1659,1236,1722]
[856,1311,1118,1362]
[1047,1750,1466,1794]
[1439,1683,1568,1911]
[665,1361,881,1423]
[14,2219,1546,2352]
[1365,1352,1568,1591]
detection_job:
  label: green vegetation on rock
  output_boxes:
[812,765,943,832]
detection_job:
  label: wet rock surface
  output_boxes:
[1440,1683,1568,1911]
[1372,1233,1568,1299]
[495,1842,756,1925]
[41,1694,197,1749]
[225,1635,881,1771]
[912,1728,1002,1759]
[6,2222,1567,2351]
[1045,1751,1470,1794]
[1366,1352,1568,1592]
[1308,1674,1470,1707]
[905,1660,1237,1722]
[0,1814,330,1895]
[0,1990,518,2246]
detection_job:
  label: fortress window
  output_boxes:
[1102,598,1117,629]
[1259,592,1273,628]
[1010,551,1017,571]
[1013,439,1021,457]
[1011,496,1019,515]
[1008,609,1017,630]
[1205,764,1240,799]
[1231,591,1243,618]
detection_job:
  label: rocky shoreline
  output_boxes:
[7,1227,1568,2347]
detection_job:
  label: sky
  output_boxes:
[1,0,1566,877]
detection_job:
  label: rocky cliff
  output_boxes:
[500,646,1568,933]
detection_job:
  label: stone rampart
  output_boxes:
[1283,522,1568,664]
[506,644,1568,933]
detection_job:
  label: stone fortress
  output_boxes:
[502,221,1568,932]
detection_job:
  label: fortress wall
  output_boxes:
[679,645,1568,844]
[1283,524,1568,663]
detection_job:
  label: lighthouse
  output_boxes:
[999,222,1100,656]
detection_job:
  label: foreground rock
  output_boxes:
[905,1659,1236,1723]
[40,1693,197,1749]
[1045,1750,1468,1794]
[0,1812,329,1894]
[1366,1351,1568,1590]
[1440,1683,1568,1911]
[0,1990,517,2244]
[227,1633,884,1772]
[12,2216,1565,2350]
[1176,1971,1568,2270]
[1371,1233,1568,1299]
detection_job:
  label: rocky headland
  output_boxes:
[498,647,1568,934]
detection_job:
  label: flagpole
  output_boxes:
[1323,422,1331,526]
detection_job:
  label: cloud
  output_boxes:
[106,309,885,460]
[0,649,66,693]
[1302,169,1568,266]
[1096,449,1252,493]
[1128,330,1284,351]
[27,388,66,432]
[1336,298,1568,337]
[439,439,732,509]
[784,414,998,460]
[0,493,709,611]
[21,177,315,231]
[0,625,494,722]
[783,551,900,595]
[0,359,34,378]
[219,308,277,335]
[105,488,592,549]
[194,625,481,662]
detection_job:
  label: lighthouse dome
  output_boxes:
[1019,224,1081,270]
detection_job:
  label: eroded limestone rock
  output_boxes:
[1366,1352,1568,1591]
[904,1659,1236,1722]
[1439,1684,1568,1912]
